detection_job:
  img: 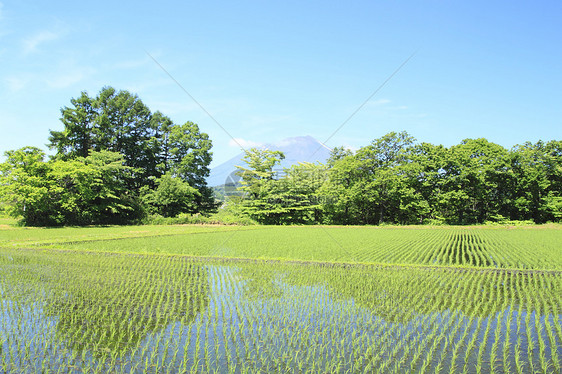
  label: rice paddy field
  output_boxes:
[1,224,561,373]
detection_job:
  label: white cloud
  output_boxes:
[343,144,359,152]
[5,75,31,92]
[112,57,151,70]
[23,30,60,54]
[45,66,96,89]
[228,137,263,148]
[146,100,201,116]
[371,98,391,105]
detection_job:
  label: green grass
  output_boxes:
[12,224,561,270]
[0,223,257,248]
[0,216,17,227]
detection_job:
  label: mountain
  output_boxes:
[207,136,332,187]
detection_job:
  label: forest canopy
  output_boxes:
[0,87,215,226]
[231,132,562,225]
[0,87,560,227]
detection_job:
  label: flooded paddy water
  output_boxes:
[0,248,560,373]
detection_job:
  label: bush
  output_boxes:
[484,215,535,226]
[143,210,256,226]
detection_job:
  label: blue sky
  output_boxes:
[1,0,560,166]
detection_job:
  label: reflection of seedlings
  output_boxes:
[49,261,209,358]
[0,248,561,373]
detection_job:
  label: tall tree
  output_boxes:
[49,92,97,159]
[0,148,139,226]
[234,148,285,223]
[48,86,215,213]
[510,140,562,222]
[354,131,417,224]
[141,173,199,218]
[0,147,53,225]
[440,139,511,224]
[162,121,215,211]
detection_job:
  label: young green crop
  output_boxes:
[20,225,560,270]
[1,224,561,373]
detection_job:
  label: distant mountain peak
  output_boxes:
[271,135,331,153]
[207,135,332,187]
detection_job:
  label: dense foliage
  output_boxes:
[0,87,215,225]
[233,132,562,225]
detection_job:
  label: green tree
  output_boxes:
[439,139,512,224]
[234,148,285,223]
[260,162,327,224]
[409,142,448,223]
[0,148,140,226]
[49,92,97,159]
[49,87,156,189]
[510,140,562,222]
[82,150,143,224]
[142,173,199,217]
[161,121,215,211]
[48,86,215,214]
[0,147,54,225]
[353,131,419,224]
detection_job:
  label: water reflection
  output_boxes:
[0,250,209,371]
[1,249,560,373]
[233,262,561,321]
[47,261,209,358]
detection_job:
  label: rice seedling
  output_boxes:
[18,225,556,271]
[1,225,560,372]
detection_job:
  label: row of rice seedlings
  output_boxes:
[378,229,442,265]
[478,230,558,270]
[349,230,416,263]
[488,229,562,270]
[42,225,562,271]
[396,229,448,266]
[417,272,468,373]
[468,232,494,267]
[417,230,450,266]
[540,276,562,370]
[1,248,560,372]
[368,276,427,371]
[439,271,481,372]
[433,230,459,266]
[532,273,559,373]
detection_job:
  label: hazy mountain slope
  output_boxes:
[207,136,331,187]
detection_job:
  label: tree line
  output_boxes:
[0,87,215,226]
[1,86,560,227]
[232,132,562,225]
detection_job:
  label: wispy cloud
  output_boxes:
[112,56,152,70]
[22,30,60,54]
[371,98,391,106]
[228,137,263,148]
[45,66,96,89]
[5,75,32,92]
[146,100,201,116]
[0,2,10,40]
